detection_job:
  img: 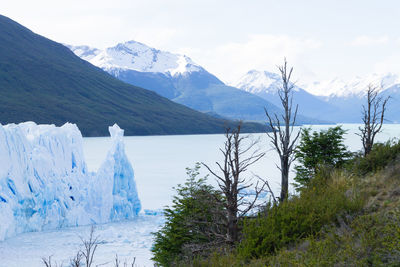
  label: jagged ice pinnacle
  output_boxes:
[0,122,141,241]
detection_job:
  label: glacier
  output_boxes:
[0,122,141,241]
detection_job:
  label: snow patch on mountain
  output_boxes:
[69,41,203,76]
[0,122,140,241]
[302,72,400,98]
[235,69,400,100]
[66,45,101,61]
[234,70,299,94]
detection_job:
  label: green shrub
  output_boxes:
[151,163,225,266]
[237,171,362,260]
[190,209,400,266]
[266,211,400,267]
[349,140,400,175]
[294,126,352,189]
[178,252,244,267]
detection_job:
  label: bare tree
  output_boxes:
[202,123,266,244]
[42,256,61,267]
[42,226,140,267]
[357,84,389,156]
[114,254,136,267]
[80,226,100,267]
[254,174,278,205]
[69,252,83,267]
[265,58,300,202]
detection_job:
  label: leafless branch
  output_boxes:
[357,84,390,156]
[254,174,278,205]
[202,122,266,244]
[80,226,100,267]
[265,58,300,201]
[41,256,61,267]
[70,251,83,267]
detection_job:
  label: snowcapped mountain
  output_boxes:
[235,70,284,94]
[236,69,400,123]
[68,41,293,122]
[69,40,203,77]
[0,122,141,241]
[2,14,251,137]
[234,70,336,122]
[303,73,400,123]
[303,72,400,98]
[67,38,400,124]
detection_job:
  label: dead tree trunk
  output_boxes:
[202,123,266,244]
[265,58,300,202]
[357,84,389,156]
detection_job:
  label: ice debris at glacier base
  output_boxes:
[0,122,141,241]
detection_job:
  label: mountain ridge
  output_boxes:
[68,42,324,124]
[302,72,400,98]
[0,14,266,136]
[235,69,400,123]
[69,41,204,76]
[234,70,337,122]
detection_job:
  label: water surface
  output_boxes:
[83,124,400,210]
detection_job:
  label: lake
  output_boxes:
[1,124,400,267]
[83,123,400,210]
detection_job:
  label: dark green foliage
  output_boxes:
[177,188,400,267]
[151,164,226,266]
[237,172,362,260]
[0,15,266,136]
[349,140,400,175]
[294,126,352,189]
[265,210,400,266]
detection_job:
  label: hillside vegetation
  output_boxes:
[167,140,400,266]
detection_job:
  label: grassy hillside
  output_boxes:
[0,15,265,136]
[178,141,400,266]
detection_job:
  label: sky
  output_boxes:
[2,0,400,84]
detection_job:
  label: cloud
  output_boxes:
[350,35,389,47]
[125,27,179,49]
[374,52,400,74]
[182,34,322,83]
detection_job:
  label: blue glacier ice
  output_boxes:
[0,122,141,241]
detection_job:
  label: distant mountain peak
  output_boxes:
[303,72,400,98]
[234,69,294,94]
[69,40,203,76]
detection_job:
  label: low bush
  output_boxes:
[266,210,400,267]
[237,171,363,260]
[349,140,400,175]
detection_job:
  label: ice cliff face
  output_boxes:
[0,122,140,241]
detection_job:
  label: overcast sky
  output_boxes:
[3,0,400,83]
